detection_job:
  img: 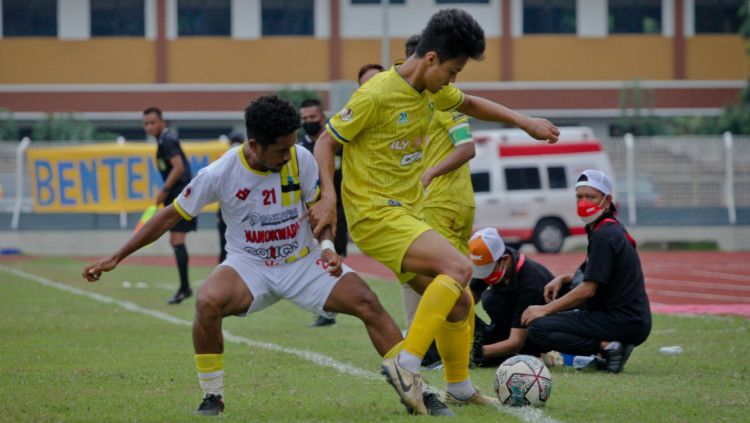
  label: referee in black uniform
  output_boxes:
[143,107,197,305]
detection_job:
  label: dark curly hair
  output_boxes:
[244,95,300,147]
[417,9,485,62]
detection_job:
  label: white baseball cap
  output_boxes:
[468,228,506,279]
[575,169,613,197]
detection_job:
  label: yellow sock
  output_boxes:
[384,341,405,359]
[195,353,224,397]
[435,289,474,383]
[403,274,463,358]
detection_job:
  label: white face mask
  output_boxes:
[577,198,606,225]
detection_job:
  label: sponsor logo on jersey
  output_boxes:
[242,209,299,227]
[235,188,251,201]
[244,241,298,260]
[400,150,423,166]
[183,187,192,198]
[244,222,300,243]
[390,140,409,150]
[398,112,408,124]
[339,107,353,122]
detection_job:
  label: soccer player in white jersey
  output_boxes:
[82,96,404,417]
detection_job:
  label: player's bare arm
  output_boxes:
[82,206,183,282]
[156,155,186,205]
[457,95,560,144]
[317,225,343,277]
[421,142,475,189]
[544,274,573,303]
[309,131,339,237]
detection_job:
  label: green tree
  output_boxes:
[0,109,19,141]
[717,3,750,134]
[275,87,320,109]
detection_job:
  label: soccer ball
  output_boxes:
[494,355,552,407]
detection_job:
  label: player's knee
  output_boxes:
[353,289,384,321]
[443,257,473,286]
[195,289,222,320]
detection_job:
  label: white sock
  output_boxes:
[397,350,422,374]
[198,370,224,397]
[447,379,476,400]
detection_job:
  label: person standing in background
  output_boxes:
[143,107,196,305]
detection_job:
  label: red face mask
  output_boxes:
[577,199,604,224]
[483,266,506,285]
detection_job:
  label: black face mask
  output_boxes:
[302,121,322,137]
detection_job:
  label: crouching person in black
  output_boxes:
[522,170,651,373]
[467,227,554,368]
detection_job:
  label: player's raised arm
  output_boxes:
[82,206,183,282]
[309,131,340,237]
[457,95,560,144]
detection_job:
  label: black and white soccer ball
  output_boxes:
[494,355,552,407]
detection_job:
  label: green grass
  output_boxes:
[0,257,748,422]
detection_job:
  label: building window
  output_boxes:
[523,0,575,34]
[2,0,57,37]
[91,0,145,37]
[262,0,314,36]
[351,0,405,4]
[471,172,491,192]
[178,0,230,36]
[695,0,743,34]
[608,0,661,34]
[505,167,541,191]
[547,166,568,189]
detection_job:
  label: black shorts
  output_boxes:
[167,186,197,233]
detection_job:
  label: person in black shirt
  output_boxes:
[467,228,553,367]
[522,169,651,373]
[143,107,197,305]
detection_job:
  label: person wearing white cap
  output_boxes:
[521,169,652,374]
[467,228,554,367]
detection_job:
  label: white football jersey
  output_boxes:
[174,145,320,266]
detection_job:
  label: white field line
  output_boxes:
[646,278,750,293]
[0,264,560,423]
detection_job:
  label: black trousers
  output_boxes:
[527,309,651,356]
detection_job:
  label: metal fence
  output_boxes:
[1,134,748,230]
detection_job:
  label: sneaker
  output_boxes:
[602,342,635,374]
[195,394,224,416]
[403,392,454,416]
[443,387,499,407]
[381,357,427,415]
[309,315,336,327]
[167,289,192,305]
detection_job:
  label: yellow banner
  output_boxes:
[27,141,229,213]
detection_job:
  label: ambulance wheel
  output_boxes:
[532,219,567,253]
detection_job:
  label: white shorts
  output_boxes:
[221,248,353,319]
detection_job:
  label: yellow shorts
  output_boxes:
[348,206,432,284]
[421,202,475,255]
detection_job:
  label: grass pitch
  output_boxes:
[0,257,748,422]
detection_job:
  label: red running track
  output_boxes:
[22,251,749,318]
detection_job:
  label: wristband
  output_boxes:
[320,239,335,252]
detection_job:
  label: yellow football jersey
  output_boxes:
[423,110,475,208]
[326,67,464,223]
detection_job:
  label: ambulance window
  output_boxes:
[547,166,568,189]
[505,167,541,190]
[471,172,491,192]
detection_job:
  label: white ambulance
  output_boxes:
[469,126,614,253]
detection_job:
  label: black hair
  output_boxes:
[404,34,420,57]
[142,106,163,119]
[300,98,322,109]
[416,9,485,61]
[357,63,384,83]
[244,95,300,147]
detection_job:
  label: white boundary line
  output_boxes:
[0,264,561,423]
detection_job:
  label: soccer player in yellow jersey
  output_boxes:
[311,9,559,415]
